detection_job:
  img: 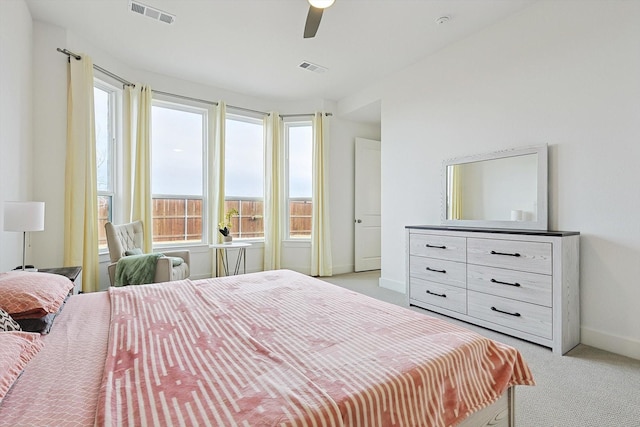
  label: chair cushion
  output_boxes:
[125,248,143,256]
[171,263,190,281]
[167,256,183,267]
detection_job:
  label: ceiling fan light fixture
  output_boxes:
[308,0,335,9]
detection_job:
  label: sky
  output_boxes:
[151,107,313,199]
[96,96,312,199]
[95,86,111,191]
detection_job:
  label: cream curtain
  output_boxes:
[209,102,226,275]
[63,54,99,293]
[121,87,135,222]
[263,112,282,270]
[310,112,333,277]
[449,164,463,220]
[129,85,153,253]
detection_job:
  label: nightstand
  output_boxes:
[38,266,82,294]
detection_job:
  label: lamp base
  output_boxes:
[13,265,37,272]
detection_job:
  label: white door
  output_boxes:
[354,138,381,272]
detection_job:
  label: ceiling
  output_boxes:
[26,0,536,118]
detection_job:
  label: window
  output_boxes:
[225,114,264,239]
[285,121,313,239]
[94,81,118,249]
[151,102,206,244]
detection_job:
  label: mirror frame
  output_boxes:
[441,144,548,230]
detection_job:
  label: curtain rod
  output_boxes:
[281,113,333,118]
[148,90,270,117]
[58,48,265,114]
[57,48,332,119]
[57,48,134,87]
[153,89,217,106]
[153,90,271,118]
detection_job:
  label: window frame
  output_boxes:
[150,98,209,246]
[283,119,313,241]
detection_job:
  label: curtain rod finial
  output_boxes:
[57,47,81,60]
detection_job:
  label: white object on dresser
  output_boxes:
[406,226,580,355]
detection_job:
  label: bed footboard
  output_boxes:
[458,387,515,427]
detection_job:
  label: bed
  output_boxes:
[0,269,534,426]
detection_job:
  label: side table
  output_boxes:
[209,242,251,277]
[38,266,82,294]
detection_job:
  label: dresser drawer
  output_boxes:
[467,238,552,275]
[468,291,552,339]
[467,264,552,307]
[410,278,467,314]
[409,234,466,262]
[409,256,466,288]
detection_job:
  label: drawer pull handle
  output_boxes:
[426,244,447,249]
[491,306,521,317]
[426,290,447,298]
[491,278,521,287]
[490,250,521,257]
[426,267,446,274]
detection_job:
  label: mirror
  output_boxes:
[441,144,548,230]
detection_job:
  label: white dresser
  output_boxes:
[406,226,580,354]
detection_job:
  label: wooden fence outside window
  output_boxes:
[98,197,313,247]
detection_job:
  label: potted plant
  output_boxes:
[218,208,238,243]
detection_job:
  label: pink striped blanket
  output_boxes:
[96,270,534,426]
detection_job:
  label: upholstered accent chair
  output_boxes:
[105,220,190,286]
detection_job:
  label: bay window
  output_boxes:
[94,85,319,250]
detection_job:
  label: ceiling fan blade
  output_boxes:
[303,6,323,38]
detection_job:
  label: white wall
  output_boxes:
[350,0,639,359]
[30,21,67,270]
[328,116,381,273]
[0,0,34,271]
[22,17,378,289]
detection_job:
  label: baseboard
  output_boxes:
[331,264,354,276]
[581,326,640,360]
[379,276,406,293]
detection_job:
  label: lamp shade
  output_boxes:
[308,0,335,9]
[3,201,45,232]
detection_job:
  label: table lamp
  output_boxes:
[3,201,45,271]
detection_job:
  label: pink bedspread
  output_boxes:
[96,270,534,426]
[0,292,111,427]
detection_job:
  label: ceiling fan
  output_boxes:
[304,0,335,38]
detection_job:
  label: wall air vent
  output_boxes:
[299,61,328,74]
[129,0,175,25]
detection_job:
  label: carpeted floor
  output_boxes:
[323,270,640,427]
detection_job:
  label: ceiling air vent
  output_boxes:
[128,0,175,25]
[299,61,328,74]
